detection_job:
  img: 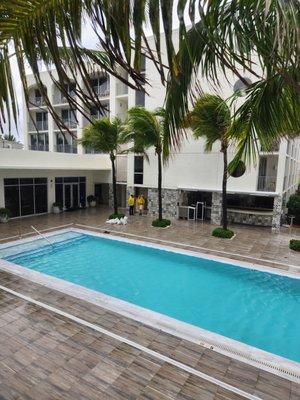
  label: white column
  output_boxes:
[47,83,55,152]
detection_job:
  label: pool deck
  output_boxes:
[0,207,300,399]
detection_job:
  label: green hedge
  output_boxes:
[152,218,171,228]
[108,213,125,220]
[289,239,300,252]
[212,227,235,239]
[287,194,300,224]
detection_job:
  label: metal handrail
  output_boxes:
[31,226,54,248]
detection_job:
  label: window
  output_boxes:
[233,77,252,96]
[4,178,48,217]
[91,75,110,96]
[56,133,77,153]
[55,177,86,209]
[135,90,145,106]
[36,112,48,130]
[134,156,144,184]
[30,133,48,151]
[61,108,77,128]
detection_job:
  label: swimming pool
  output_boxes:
[1,229,300,365]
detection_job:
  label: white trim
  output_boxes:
[0,227,300,383]
[0,284,262,400]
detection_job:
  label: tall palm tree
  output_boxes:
[125,107,170,223]
[78,117,125,216]
[188,94,231,231]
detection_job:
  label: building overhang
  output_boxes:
[0,149,111,171]
[177,186,279,197]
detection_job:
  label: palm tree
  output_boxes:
[125,107,170,224]
[188,95,231,232]
[78,117,125,216]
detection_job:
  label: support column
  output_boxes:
[272,195,283,233]
[211,192,222,225]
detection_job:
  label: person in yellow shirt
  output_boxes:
[128,194,135,215]
[137,195,145,216]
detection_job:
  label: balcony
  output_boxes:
[54,120,77,130]
[29,144,49,152]
[53,92,76,105]
[29,96,46,108]
[92,84,110,97]
[257,175,277,192]
[28,120,48,132]
[116,82,128,96]
[55,144,77,154]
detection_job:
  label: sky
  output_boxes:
[7,3,195,143]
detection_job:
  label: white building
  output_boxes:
[0,31,299,231]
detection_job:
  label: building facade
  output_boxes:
[0,31,299,231]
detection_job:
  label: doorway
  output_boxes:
[64,183,79,209]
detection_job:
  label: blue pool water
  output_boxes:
[2,231,300,362]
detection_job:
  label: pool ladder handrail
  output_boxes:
[31,226,55,248]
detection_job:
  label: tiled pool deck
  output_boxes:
[0,207,300,399]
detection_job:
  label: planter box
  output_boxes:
[53,206,61,214]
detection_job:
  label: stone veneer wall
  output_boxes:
[211,192,222,225]
[272,195,283,233]
[147,188,179,218]
[227,211,272,226]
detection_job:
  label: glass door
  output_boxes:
[72,184,79,208]
[64,184,71,209]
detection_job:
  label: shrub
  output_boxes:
[152,218,171,228]
[108,213,125,220]
[212,227,235,239]
[286,194,300,223]
[289,239,300,252]
[0,208,11,217]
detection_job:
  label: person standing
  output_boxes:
[128,194,135,215]
[137,195,145,216]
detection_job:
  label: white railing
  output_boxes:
[257,175,277,192]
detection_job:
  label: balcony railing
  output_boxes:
[29,144,49,152]
[257,175,277,192]
[54,120,77,130]
[53,92,76,104]
[116,82,128,96]
[55,144,77,154]
[28,120,48,131]
[84,148,103,154]
[29,97,46,108]
[93,85,110,97]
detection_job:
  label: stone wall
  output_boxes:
[272,195,283,233]
[211,192,222,225]
[227,211,272,226]
[147,188,179,218]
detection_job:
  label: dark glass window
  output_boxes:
[4,178,19,186]
[20,178,34,185]
[227,194,274,211]
[34,178,47,184]
[64,177,79,183]
[55,184,63,205]
[4,177,47,217]
[135,90,145,106]
[79,177,86,182]
[4,186,20,217]
[134,156,144,185]
[35,185,48,213]
[55,177,63,183]
[80,183,86,205]
[20,185,34,216]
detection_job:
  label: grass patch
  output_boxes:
[152,218,171,228]
[108,213,125,220]
[289,239,300,252]
[212,227,234,239]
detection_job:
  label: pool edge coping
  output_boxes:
[0,227,300,383]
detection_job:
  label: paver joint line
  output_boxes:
[0,283,262,400]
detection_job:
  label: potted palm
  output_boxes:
[0,208,11,223]
[52,202,61,214]
[87,195,97,207]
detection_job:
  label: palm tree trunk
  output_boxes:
[157,149,163,221]
[222,144,228,230]
[110,154,118,215]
